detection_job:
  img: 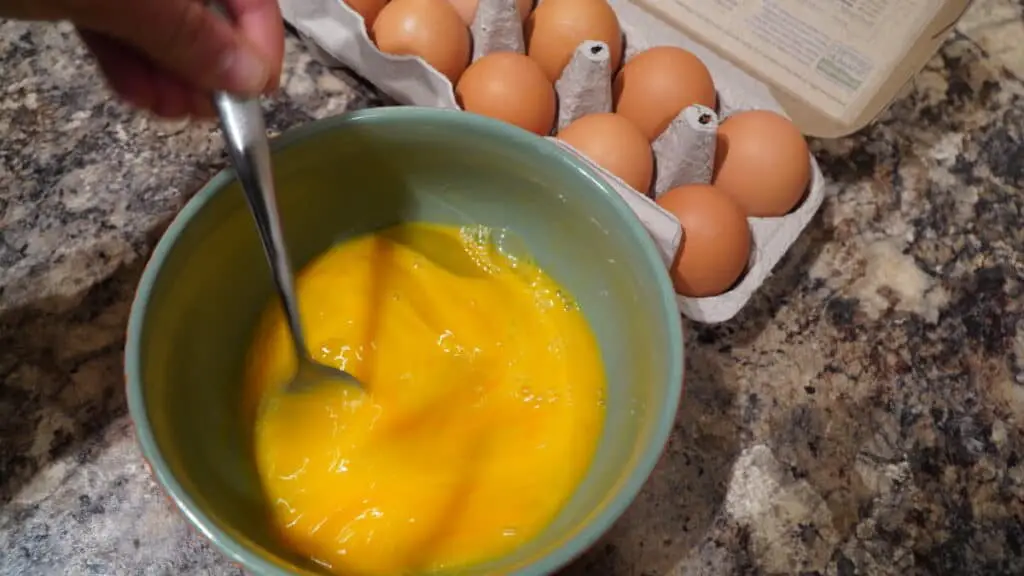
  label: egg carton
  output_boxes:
[278,0,826,324]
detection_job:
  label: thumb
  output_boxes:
[89,0,272,96]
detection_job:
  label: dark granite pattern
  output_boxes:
[2,3,1024,574]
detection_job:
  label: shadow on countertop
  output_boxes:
[0,260,144,506]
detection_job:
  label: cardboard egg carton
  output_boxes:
[279,0,971,323]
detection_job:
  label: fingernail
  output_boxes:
[222,47,269,95]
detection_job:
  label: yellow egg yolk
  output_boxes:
[244,223,606,575]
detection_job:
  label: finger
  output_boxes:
[151,73,193,119]
[85,0,273,96]
[78,29,158,111]
[187,90,217,119]
[221,0,286,90]
[80,28,217,119]
[150,74,216,119]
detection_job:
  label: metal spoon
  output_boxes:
[212,91,363,393]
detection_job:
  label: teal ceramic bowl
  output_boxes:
[126,106,684,575]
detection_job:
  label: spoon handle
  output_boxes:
[213,93,309,358]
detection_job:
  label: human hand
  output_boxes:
[6,0,285,118]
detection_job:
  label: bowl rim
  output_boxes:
[125,105,685,576]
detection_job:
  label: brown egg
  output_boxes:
[613,46,717,141]
[343,0,389,27]
[371,0,471,83]
[524,0,622,82]
[557,113,653,194]
[656,184,751,297]
[456,52,556,135]
[713,110,811,217]
[447,0,533,25]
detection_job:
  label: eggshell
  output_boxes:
[344,0,389,27]
[556,113,653,194]
[657,184,751,298]
[448,0,533,25]
[524,0,622,82]
[456,52,556,135]
[713,110,811,217]
[371,0,471,83]
[613,46,717,141]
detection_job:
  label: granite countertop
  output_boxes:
[2,1,1024,574]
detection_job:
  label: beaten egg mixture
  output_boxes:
[243,223,606,575]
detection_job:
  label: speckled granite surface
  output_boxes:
[1,2,1023,574]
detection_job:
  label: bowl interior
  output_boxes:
[128,107,683,575]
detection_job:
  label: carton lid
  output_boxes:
[633,0,974,138]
